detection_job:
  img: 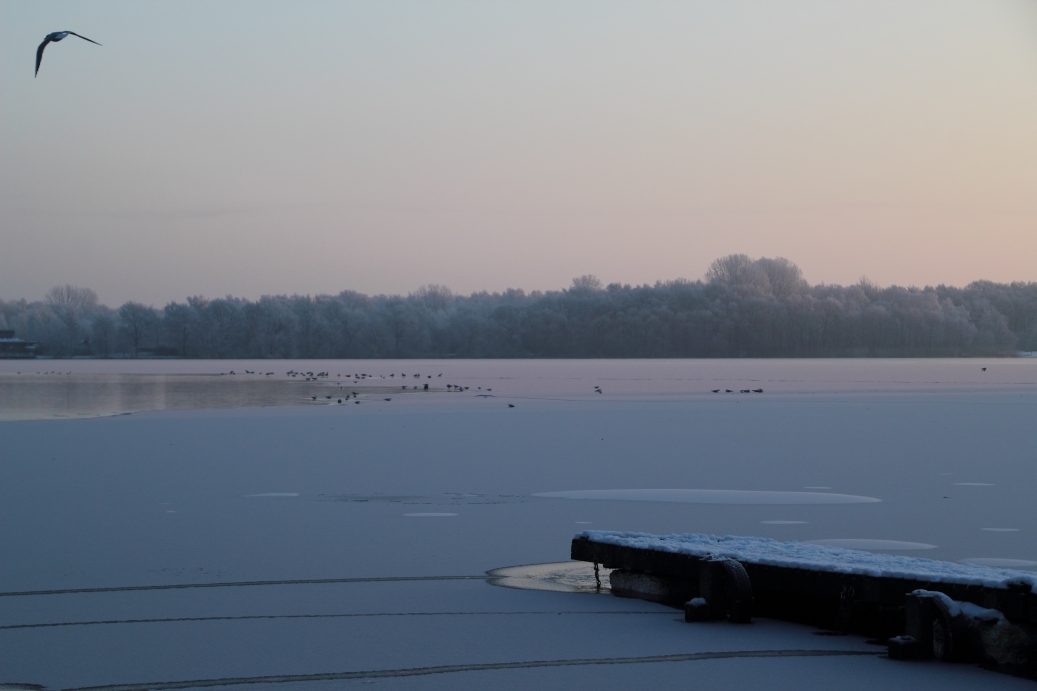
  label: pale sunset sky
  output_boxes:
[2,1,1036,305]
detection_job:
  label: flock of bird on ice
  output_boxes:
[221,369,770,407]
[250,370,515,407]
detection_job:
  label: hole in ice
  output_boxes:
[404,513,457,517]
[244,493,299,497]
[488,562,611,594]
[960,558,1037,569]
[807,539,936,551]
[982,528,1020,532]
[761,520,808,525]
[954,483,994,486]
[533,489,880,505]
[575,521,592,524]
[165,510,177,513]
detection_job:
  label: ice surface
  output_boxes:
[536,489,880,505]
[581,531,1037,589]
[961,558,1037,569]
[4,358,1037,421]
[2,359,1036,689]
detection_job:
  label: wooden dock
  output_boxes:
[571,531,1037,670]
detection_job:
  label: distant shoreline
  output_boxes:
[7,351,1036,361]
[4,262,1036,359]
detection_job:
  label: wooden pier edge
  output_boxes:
[571,535,1037,644]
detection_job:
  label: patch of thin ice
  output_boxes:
[954,483,994,486]
[961,558,1037,569]
[535,489,880,505]
[581,531,1037,590]
[404,513,457,517]
[981,528,1020,532]
[245,493,299,497]
[761,521,808,525]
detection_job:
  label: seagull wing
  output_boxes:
[66,31,102,46]
[35,35,54,77]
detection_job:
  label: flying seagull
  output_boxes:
[36,31,101,77]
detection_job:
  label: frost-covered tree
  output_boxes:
[705,255,770,292]
[46,285,98,310]
[118,302,159,358]
[6,255,1036,358]
[756,257,806,298]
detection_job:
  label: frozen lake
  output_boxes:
[2,359,1035,689]
[2,357,1035,420]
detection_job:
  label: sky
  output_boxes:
[2,1,1036,306]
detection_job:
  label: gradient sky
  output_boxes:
[2,1,1036,306]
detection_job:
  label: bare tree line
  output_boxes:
[2,256,1036,358]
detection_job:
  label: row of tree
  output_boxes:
[2,256,1035,358]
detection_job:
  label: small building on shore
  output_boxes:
[0,330,38,358]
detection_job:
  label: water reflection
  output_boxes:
[0,374,407,421]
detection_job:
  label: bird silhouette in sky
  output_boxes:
[36,31,101,77]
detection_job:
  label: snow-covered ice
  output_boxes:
[2,358,1036,689]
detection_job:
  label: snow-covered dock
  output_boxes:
[572,531,1037,669]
